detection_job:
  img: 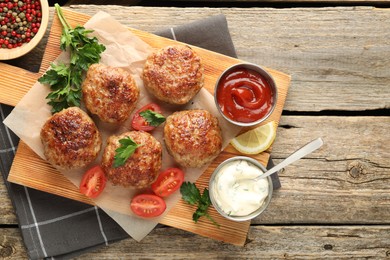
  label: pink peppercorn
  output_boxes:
[0,0,42,49]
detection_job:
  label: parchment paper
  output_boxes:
[4,11,242,241]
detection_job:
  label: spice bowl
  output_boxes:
[214,63,278,127]
[0,0,49,60]
[209,156,273,221]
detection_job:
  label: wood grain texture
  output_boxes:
[0,64,39,106]
[1,226,390,259]
[257,115,390,224]
[0,178,17,224]
[1,5,389,259]
[68,6,390,112]
[3,8,290,247]
[71,225,390,259]
[3,6,390,112]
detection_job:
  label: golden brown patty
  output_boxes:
[164,109,223,168]
[101,131,162,188]
[142,45,204,105]
[40,107,102,169]
[82,64,139,124]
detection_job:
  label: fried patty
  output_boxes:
[82,64,139,124]
[101,131,162,188]
[164,109,223,168]
[142,45,204,105]
[40,107,102,169]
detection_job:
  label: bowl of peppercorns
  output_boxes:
[0,0,49,60]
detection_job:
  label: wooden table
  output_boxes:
[1,4,390,259]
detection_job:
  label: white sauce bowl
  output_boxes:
[209,156,273,221]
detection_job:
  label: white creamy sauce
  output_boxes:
[212,159,269,216]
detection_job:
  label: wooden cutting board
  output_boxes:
[0,9,291,246]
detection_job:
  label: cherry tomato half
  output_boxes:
[79,165,107,198]
[131,103,163,131]
[151,168,185,197]
[130,194,166,218]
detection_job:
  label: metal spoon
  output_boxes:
[252,137,324,181]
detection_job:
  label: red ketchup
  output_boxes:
[217,68,274,123]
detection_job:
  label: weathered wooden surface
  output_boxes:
[2,225,390,259]
[1,5,390,259]
[61,6,390,112]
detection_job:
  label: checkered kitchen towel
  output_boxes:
[0,14,280,259]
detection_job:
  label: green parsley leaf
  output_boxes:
[113,137,142,168]
[193,208,205,222]
[39,4,106,114]
[180,182,219,227]
[39,63,82,114]
[38,63,68,87]
[139,110,166,127]
[200,188,212,208]
[180,182,201,205]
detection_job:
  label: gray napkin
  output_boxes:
[156,14,237,58]
[0,14,280,260]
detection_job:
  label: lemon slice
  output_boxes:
[231,121,277,155]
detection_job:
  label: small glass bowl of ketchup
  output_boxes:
[214,63,278,127]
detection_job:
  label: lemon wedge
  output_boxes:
[230,121,277,155]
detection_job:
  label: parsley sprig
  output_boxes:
[140,110,166,127]
[180,182,219,227]
[113,137,142,168]
[38,4,106,113]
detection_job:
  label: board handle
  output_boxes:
[0,62,41,107]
